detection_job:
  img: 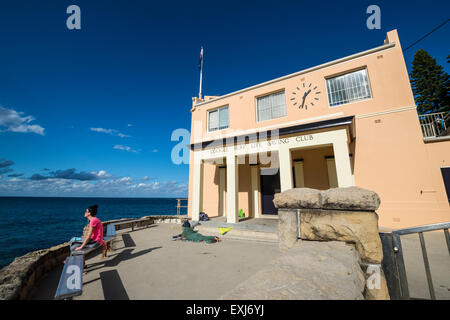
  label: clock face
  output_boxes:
[290,81,321,110]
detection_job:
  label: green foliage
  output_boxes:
[410,49,449,114]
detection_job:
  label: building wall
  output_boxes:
[189,30,415,144]
[353,109,450,228]
[291,146,334,190]
[187,29,450,229]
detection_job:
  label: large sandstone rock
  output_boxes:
[220,241,366,300]
[321,187,380,211]
[273,187,380,211]
[273,188,322,209]
[299,209,383,264]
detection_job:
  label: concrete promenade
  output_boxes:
[29,222,449,300]
[29,223,281,300]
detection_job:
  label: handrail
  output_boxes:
[393,222,450,235]
[176,198,188,215]
[418,111,449,138]
[392,221,450,300]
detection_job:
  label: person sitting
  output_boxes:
[69,204,107,258]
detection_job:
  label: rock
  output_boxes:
[278,210,298,251]
[273,187,381,211]
[300,209,383,264]
[273,188,322,209]
[220,241,366,300]
[321,187,380,211]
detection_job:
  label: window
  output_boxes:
[208,106,229,132]
[256,91,287,122]
[326,69,372,107]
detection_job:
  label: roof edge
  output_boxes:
[193,42,396,109]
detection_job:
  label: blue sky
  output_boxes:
[0,0,448,197]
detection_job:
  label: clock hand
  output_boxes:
[300,89,312,109]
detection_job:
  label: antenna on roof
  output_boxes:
[198,46,204,99]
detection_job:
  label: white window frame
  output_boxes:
[325,68,373,108]
[207,105,229,132]
[255,90,287,123]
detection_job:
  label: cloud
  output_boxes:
[90,127,130,138]
[0,159,14,168]
[0,160,14,175]
[8,173,23,177]
[0,175,188,197]
[0,106,45,135]
[30,173,48,180]
[127,124,134,127]
[113,145,139,153]
[30,168,113,181]
[0,168,13,175]
[152,149,158,153]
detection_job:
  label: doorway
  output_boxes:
[260,168,281,215]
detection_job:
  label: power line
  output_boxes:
[403,18,449,52]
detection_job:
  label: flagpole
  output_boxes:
[199,47,203,99]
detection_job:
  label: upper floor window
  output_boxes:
[256,91,287,122]
[326,69,372,107]
[208,105,229,132]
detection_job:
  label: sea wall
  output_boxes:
[0,215,187,300]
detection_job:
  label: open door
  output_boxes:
[260,168,281,215]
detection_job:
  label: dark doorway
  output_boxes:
[260,168,281,215]
[441,167,450,202]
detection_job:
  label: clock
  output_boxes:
[290,81,321,110]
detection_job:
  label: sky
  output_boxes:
[0,0,448,197]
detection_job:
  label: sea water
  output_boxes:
[0,197,186,269]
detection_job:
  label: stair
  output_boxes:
[195,220,279,243]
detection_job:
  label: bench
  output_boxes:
[104,223,116,251]
[114,218,148,231]
[54,223,118,299]
[54,219,146,299]
[54,255,84,300]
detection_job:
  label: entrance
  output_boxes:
[260,168,281,215]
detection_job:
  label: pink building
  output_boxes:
[187,29,450,229]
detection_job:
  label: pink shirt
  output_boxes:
[90,217,104,244]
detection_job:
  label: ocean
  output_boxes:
[0,197,187,269]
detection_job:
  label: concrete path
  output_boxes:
[29,224,281,300]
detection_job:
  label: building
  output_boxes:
[187,29,450,229]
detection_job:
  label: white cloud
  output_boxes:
[152,149,158,153]
[90,127,130,138]
[113,145,139,153]
[0,176,187,197]
[0,106,45,135]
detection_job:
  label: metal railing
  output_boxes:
[176,198,188,215]
[419,112,450,138]
[380,221,450,300]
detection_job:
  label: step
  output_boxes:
[195,225,279,243]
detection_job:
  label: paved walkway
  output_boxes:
[29,223,281,300]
